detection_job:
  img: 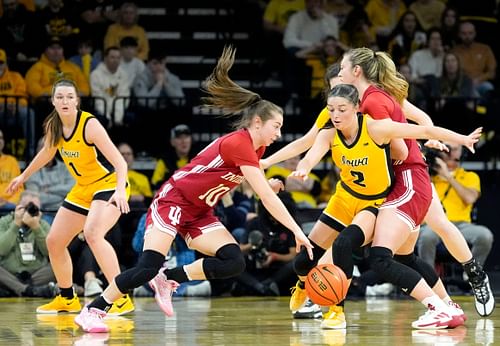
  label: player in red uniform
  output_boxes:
[339,47,482,329]
[74,46,313,333]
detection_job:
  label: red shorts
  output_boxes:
[380,165,432,231]
[145,183,224,245]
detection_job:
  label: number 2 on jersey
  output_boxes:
[350,170,366,187]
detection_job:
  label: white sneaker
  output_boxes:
[470,274,496,317]
[84,278,103,297]
[447,301,466,327]
[412,304,453,330]
[292,298,322,319]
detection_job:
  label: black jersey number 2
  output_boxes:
[350,170,366,187]
[69,162,82,176]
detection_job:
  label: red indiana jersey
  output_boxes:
[166,129,265,209]
[360,85,426,168]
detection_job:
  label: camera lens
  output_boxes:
[25,202,40,217]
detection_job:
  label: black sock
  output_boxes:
[88,295,113,312]
[59,287,74,299]
[165,266,189,283]
[298,280,305,289]
[462,258,486,281]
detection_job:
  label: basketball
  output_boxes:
[305,264,349,306]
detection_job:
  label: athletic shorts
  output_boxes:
[320,183,383,231]
[63,173,130,215]
[146,183,224,246]
[380,165,432,231]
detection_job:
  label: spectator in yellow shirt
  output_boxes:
[0,128,23,211]
[25,36,90,99]
[0,48,31,138]
[417,143,494,271]
[104,2,149,61]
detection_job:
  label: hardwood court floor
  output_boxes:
[0,296,496,345]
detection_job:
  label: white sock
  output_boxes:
[422,295,448,310]
[442,296,453,306]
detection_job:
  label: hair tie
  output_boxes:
[373,51,377,59]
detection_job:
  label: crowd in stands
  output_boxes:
[0,0,499,299]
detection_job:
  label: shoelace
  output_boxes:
[420,304,435,319]
[157,275,179,297]
[472,282,490,304]
[303,299,314,308]
[449,302,463,312]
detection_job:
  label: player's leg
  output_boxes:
[395,231,466,326]
[76,223,174,332]
[291,219,339,311]
[425,186,495,316]
[83,197,136,315]
[36,207,85,314]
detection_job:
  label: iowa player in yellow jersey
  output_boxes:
[264,62,492,324]
[7,79,134,316]
[288,83,481,329]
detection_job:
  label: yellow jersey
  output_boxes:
[57,111,114,185]
[332,114,394,200]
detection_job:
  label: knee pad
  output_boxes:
[394,253,439,288]
[293,240,325,276]
[332,224,365,279]
[202,243,245,280]
[115,250,165,292]
[370,246,421,294]
[368,246,393,274]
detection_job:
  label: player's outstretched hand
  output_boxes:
[463,127,483,154]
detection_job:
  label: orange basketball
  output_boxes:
[305,264,349,306]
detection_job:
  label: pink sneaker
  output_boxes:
[149,267,180,317]
[75,307,109,333]
[412,304,453,330]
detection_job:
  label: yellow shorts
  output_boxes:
[63,173,130,215]
[320,184,385,231]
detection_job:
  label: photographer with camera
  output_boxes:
[0,190,56,297]
[418,144,494,301]
[232,191,298,296]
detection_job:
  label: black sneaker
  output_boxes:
[293,298,322,319]
[470,274,496,317]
